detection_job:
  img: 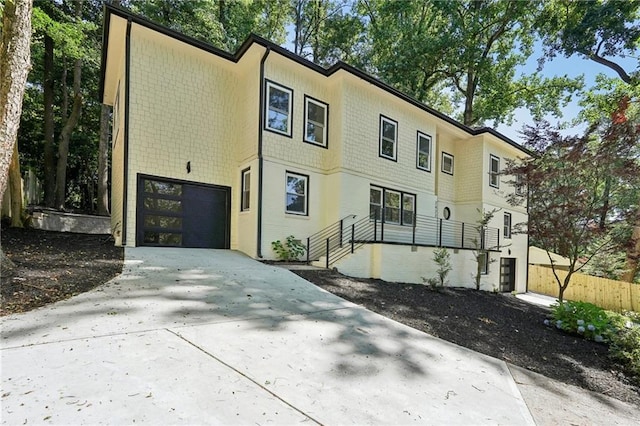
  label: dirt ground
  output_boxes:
[0,223,124,316]
[1,225,638,406]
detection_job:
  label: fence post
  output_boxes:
[439,218,443,247]
[351,224,355,253]
[325,237,330,269]
[339,219,344,248]
[306,237,310,262]
[481,227,485,250]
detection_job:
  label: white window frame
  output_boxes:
[303,95,328,147]
[241,168,250,211]
[441,152,454,175]
[504,212,512,239]
[379,115,398,161]
[265,80,293,137]
[490,154,500,188]
[416,131,432,172]
[285,171,308,215]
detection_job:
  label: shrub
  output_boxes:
[548,300,640,382]
[271,235,306,261]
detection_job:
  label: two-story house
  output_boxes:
[100,4,530,292]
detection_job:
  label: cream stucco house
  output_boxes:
[100,5,530,292]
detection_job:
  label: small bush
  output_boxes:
[271,235,306,261]
[548,301,640,382]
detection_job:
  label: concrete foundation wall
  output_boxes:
[31,211,111,235]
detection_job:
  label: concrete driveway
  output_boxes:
[1,248,637,425]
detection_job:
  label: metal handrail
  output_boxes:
[305,212,500,268]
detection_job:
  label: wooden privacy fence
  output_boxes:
[528,265,639,312]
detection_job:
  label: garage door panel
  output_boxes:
[137,175,230,249]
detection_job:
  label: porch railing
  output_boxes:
[306,212,500,268]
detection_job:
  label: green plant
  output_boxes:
[271,235,306,261]
[547,301,640,383]
[432,247,452,289]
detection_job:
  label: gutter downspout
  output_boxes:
[257,47,271,258]
[122,18,132,246]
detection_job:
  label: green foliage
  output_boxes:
[549,301,640,381]
[271,235,306,261]
[431,247,452,289]
[470,208,500,291]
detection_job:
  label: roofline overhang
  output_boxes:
[99,3,532,157]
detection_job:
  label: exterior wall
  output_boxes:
[109,60,126,245]
[334,244,500,291]
[125,25,243,246]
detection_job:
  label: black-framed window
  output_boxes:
[304,95,328,147]
[490,154,500,188]
[416,131,432,171]
[241,168,250,211]
[285,171,308,215]
[504,212,512,239]
[515,173,525,196]
[479,252,489,275]
[370,185,415,226]
[441,152,454,175]
[379,115,398,161]
[265,80,293,137]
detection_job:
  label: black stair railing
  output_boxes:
[305,213,500,268]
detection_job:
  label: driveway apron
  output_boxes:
[1,248,535,425]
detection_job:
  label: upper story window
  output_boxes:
[504,212,512,239]
[441,152,454,175]
[241,168,250,211]
[370,185,415,226]
[515,173,525,196]
[490,154,500,188]
[379,115,398,161]
[285,171,308,215]
[304,95,328,147]
[265,80,293,137]
[416,131,432,172]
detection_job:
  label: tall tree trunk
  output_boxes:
[54,63,82,210]
[97,104,110,215]
[54,0,83,210]
[43,34,56,207]
[463,70,476,126]
[0,0,32,274]
[9,142,23,227]
[0,0,33,206]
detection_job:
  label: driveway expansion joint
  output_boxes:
[166,328,324,426]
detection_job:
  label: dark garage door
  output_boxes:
[136,175,230,248]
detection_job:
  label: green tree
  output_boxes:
[358,0,581,126]
[536,0,640,85]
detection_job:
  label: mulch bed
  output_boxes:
[293,269,640,406]
[1,225,638,406]
[1,223,124,316]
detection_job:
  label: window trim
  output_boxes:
[264,79,293,137]
[490,154,500,188]
[303,95,329,148]
[515,173,525,196]
[285,171,309,216]
[441,152,454,175]
[479,252,489,275]
[504,212,512,239]
[379,115,398,161]
[416,131,432,172]
[241,168,251,212]
[370,184,416,226]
